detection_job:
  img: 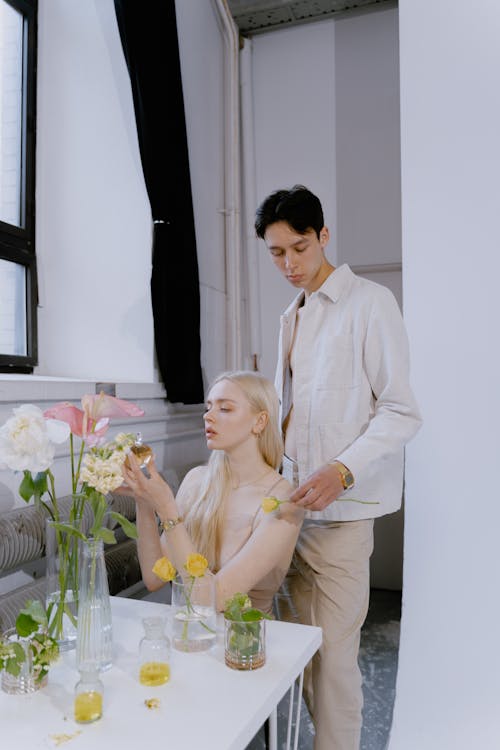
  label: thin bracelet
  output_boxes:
[160,516,183,532]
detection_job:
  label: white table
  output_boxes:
[0,596,322,750]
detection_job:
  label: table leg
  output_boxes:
[284,671,305,750]
[292,671,304,750]
[268,707,278,750]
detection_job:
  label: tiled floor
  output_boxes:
[246,588,402,750]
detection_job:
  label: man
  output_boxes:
[254,185,421,750]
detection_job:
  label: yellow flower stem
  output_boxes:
[337,498,380,505]
[181,577,195,641]
[180,576,216,642]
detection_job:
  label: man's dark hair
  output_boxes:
[254,185,324,240]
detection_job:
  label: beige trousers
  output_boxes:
[275,519,374,750]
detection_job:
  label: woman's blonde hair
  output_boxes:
[183,370,283,568]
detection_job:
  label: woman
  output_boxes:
[122,370,304,614]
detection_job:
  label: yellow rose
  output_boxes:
[184,553,209,578]
[262,496,281,513]
[152,556,176,582]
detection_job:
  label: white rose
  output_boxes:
[0,404,70,473]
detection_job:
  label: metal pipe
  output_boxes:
[212,0,242,370]
[240,37,263,371]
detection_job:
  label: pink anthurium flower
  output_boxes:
[81,392,145,421]
[43,402,110,446]
[44,394,144,447]
[81,393,144,446]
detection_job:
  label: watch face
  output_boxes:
[344,472,354,489]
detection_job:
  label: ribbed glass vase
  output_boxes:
[76,538,113,672]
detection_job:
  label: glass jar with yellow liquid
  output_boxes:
[74,668,104,723]
[138,616,171,686]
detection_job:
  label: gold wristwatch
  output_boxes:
[332,461,355,490]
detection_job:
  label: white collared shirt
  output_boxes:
[275,264,422,521]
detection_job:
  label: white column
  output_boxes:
[390,2,500,747]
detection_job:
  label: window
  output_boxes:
[0,0,37,372]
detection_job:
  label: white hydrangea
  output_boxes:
[0,404,70,473]
[113,432,135,451]
[80,446,128,494]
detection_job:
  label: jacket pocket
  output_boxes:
[314,335,357,389]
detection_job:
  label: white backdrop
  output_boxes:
[389,1,500,746]
[35,0,227,387]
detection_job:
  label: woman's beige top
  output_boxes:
[176,466,303,615]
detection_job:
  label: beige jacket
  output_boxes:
[275,264,422,521]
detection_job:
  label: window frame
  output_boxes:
[0,0,38,373]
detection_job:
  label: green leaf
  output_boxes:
[5,642,26,676]
[222,592,269,621]
[15,613,38,638]
[50,522,87,542]
[109,511,138,539]
[32,472,48,501]
[16,599,48,638]
[88,491,107,531]
[95,527,116,545]
[18,471,35,502]
[241,608,269,622]
[18,600,48,628]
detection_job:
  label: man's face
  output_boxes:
[264,221,331,294]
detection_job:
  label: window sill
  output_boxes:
[0,375,167,403]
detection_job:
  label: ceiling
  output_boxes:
[226,0,396,35]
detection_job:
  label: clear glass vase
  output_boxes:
[45,519,79,651]
[171,574,217,652]
[76,538,113,672]
[1,628,49,694]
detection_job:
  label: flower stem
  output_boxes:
[337,498,380,505]
[180,577,216,642]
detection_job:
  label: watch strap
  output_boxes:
[331,461,355,490]
[160,516,183,533]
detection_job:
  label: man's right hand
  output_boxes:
[289,463,345,511]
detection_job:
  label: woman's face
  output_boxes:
[203,379,263,453]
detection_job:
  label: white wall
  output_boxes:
[335,8,402,270]
[0,1,224,512]
[249,8,404,588]
[35,0,227,388]
[36,0,153,381]
[250,20,336,382]
[389,1,500,747]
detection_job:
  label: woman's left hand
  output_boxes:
[121,451,177,517]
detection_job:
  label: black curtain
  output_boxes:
[114,0,204,405]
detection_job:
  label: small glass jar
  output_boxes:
[74,668,104,723]
[138,616,171,686]
[224,616,266,671]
